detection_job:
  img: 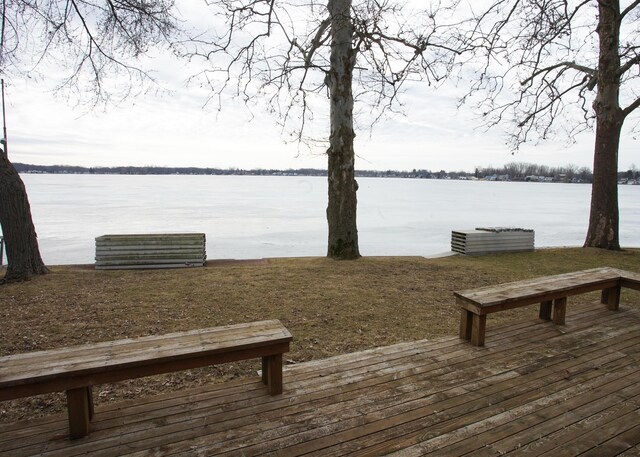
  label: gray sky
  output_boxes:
[5,2,638,173]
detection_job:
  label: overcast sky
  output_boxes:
[5,2,638,173]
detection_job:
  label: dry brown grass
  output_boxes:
[1,248,640,423]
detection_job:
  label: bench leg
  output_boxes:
[601,286,621,311]
[552,297,567,325]
[470,314,487,347]
[460,309,473,341]
[66,387,93,439]
[87,386,94,420]
[262,354,283,395]
[539,300,553,321]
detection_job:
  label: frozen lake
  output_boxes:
[11,174,640,265]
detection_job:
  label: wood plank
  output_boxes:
[612,268,640,291]
[420,367,640,456]
[0,320,291,391]
[539,300,552,320]
[532,409,640,456]
[552,297,567,325]
[618,444,640,456]
[604,285,622,311]
[470,314,487,346]
[459,309,472,341]
[454,267,629,315]
[66,388,91,439]
[265,354,283,395]
[1,320,287,368]
[388,370,640,457]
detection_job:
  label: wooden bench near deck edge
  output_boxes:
[456,267,640,347]
[0,320,292,439]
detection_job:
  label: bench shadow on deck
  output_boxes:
[3,302,640,456]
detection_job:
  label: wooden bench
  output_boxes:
[0,320,292,439]
[456,267,640,347]
[95,233,206,270]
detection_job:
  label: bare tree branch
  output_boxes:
[623,96,640,118]
[0,0,177,106]
[618,53,640,77]
[521,61,596,85]
[620,0,640,19]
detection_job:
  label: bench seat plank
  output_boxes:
[617,269,640,290]
[1,323,287,374]
[0,319,285,369]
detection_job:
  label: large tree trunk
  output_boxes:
[0,150,48,282]
[584,0,621,250]
[326,0,360,260]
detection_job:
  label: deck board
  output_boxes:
[2,302,640,456]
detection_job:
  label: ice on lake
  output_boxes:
[11,174,640,265]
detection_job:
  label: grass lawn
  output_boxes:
[1,247,640,423]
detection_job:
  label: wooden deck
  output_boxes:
[2,301,640,456]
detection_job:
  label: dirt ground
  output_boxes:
[1,248,639,424]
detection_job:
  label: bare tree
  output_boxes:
[0,145,47,280]
[181,0,459,259]
[0,0,176,282]
[461,0,640,250]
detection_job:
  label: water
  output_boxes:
[10,174,640,265]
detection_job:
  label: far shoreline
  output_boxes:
[14,161,627,184]
[9,246,640,270]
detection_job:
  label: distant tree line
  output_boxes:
[14,161,637,183]
[469,163,595,183]
[12,163,331,177]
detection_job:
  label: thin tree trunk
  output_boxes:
[326,0,360,260]
[0,150,48,282]
[584,0,621,250]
